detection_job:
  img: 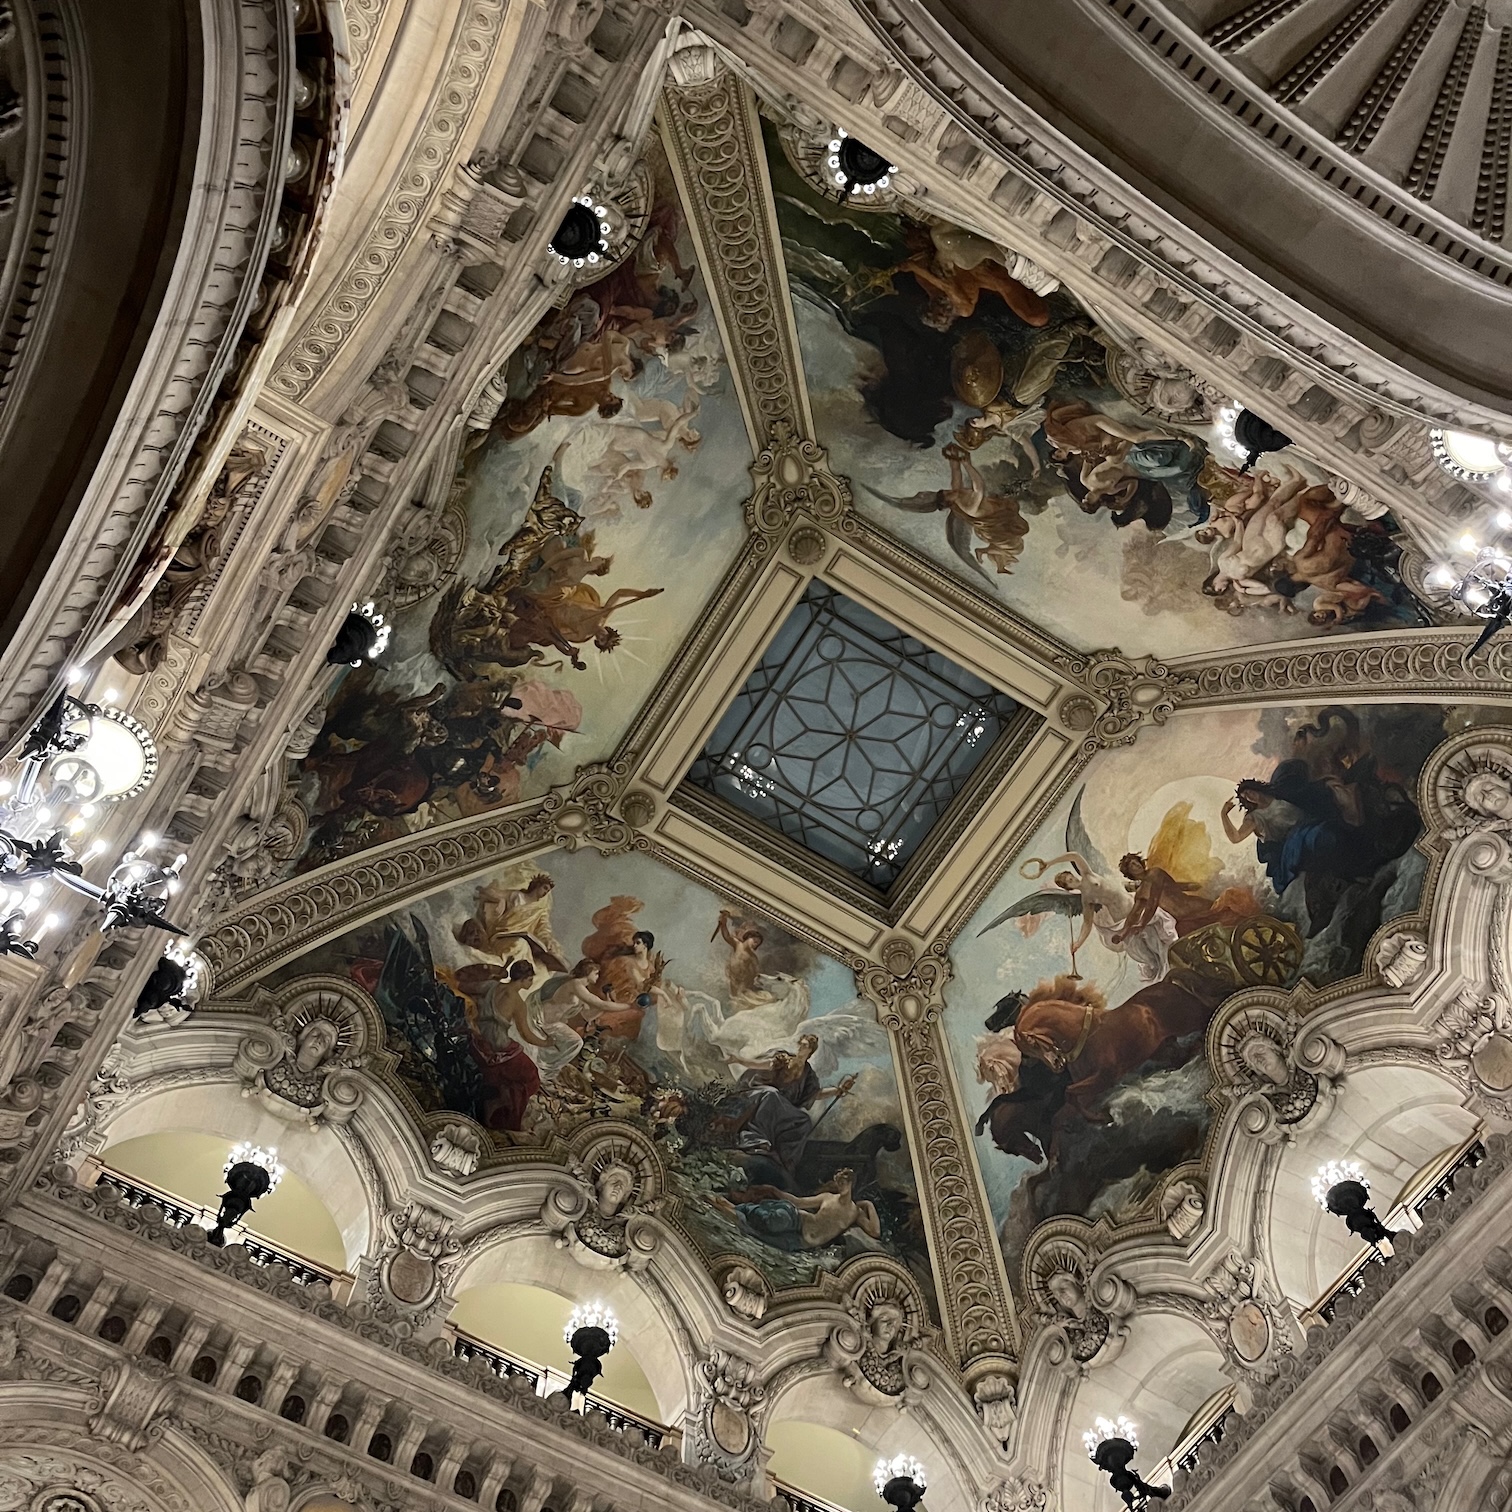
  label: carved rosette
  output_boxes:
[1064,651,1197,753]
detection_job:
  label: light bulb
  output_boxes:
[139,832,157,849]
[1461,533,1479,553]
[103,688,119,704]
[1311,1158,1368,1208]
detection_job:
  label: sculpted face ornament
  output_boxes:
[594,1162,636,1220]
[293,1015,342,1074]
[1237,1033,1290,1087]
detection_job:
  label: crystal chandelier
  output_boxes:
[0,691,186,941]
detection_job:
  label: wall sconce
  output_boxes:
[873,1455,927,1512]
[1084,1417,1170,1510]
[1312,1159,1394,1256]
[207,1142,284,1246]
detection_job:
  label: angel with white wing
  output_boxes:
[977,789,1176,983]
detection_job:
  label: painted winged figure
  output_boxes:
[977,788,1176,982]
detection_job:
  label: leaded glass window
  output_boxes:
[686,582,1021,888]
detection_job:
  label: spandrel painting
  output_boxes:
[272,846,935,1302]
[293,140,749,869]
[946,704,1503,1275]
[762,119,1431,659]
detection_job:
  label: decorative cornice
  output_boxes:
[270,0,509,401]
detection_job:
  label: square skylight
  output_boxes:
[685,582,1021,889]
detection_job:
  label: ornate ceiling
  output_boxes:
[14,3,1512,1511]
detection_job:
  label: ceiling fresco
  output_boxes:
[269,844,936,1306]
[761,118,1434,660]
[292,139,750,870]
[945,703,1509,1279]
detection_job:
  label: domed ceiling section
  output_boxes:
[899,0,1512,407]
[291,137,751,871]
[264,842,937,1309]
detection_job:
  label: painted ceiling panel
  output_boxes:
[292,137,750,871]
[761,114,1434,660]
[268,843,937,1311]
[946,702,1505,1289]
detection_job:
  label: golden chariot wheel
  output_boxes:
[1232,917,1303,987]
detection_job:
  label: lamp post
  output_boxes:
[207,1143,284,1246]
[0,692,186,936]
[872,1455,927,1512]
[1083,1418,1169,1510]
[1312,1159,1395,1256]
[564,1302,617,1405]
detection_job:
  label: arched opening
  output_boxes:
[102,1130,347,1272]
[448,1281,660,1421]
[1270,1065,1478,1307]
[766,1422,879,1510]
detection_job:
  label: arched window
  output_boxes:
[1389,1403,1411,1433]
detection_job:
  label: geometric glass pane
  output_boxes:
[686,581,1021,887]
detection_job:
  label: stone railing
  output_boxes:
[1,1169,770,1512]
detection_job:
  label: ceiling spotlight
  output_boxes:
[1432,428,1506,482]
[564,1302,617,1405]
[1084,1418,1169,1510]
[207,1143,284,1246]
[873,1455,927,1512]
[827,128,896,200]
[326,601,391,667]
[1313,1159,1394,1256]
[550,195,611,268]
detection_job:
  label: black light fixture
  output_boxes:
[873,1455,927,1512]
[1084,1419,1170,1510]
[133,944,198,1021]
[1313,1160,1395,1256]
[826,128,896,201]
[326,600,391,667]
[0,908,38,959]
[550,195,611,269]
[563,1302,617,1405]
[206,1143,284,1246]
[1217,405,1292,473]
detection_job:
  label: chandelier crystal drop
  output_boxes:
[1084,1416,1140,1457]
[550,194,613,268]
[827,128,896,198]
[225,1142,285,1190]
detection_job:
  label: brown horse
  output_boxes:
[1014,972,1229,1123]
